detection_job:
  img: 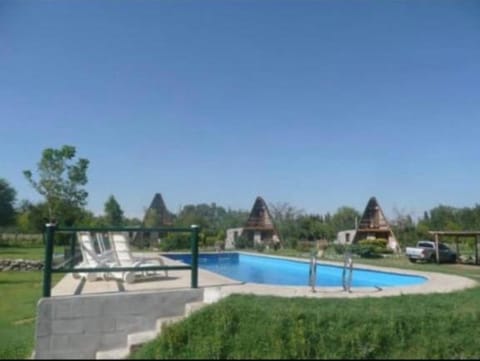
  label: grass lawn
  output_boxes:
[131,248,480,359]
[0,246,46,261]
[132,290,480,359]
[0,272,62,359]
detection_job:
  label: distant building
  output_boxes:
[335,229,357,245]
[134,193,173,247]
[225,196,281,249]
[242,196,281,247]
[353,196,400,252]
[225,227,243,249]
[144,193,173,227]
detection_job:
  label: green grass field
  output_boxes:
[0,272,62,359]
[132,288,480,359]
[131,249,480,359]
[0,246,46,261]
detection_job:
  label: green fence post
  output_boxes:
[43,223,56,298]
[69,232,76,269]
[191,225,199,288]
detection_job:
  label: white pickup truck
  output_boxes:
[405,240,457,263]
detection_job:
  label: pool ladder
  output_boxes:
[309,252,353,293]
[342,252,353,293]
[308,254,317,292]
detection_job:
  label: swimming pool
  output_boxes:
[165,252,427,287]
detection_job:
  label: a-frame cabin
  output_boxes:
[353,196,399,252]
[241,196,281,247]
[133,193,173,247]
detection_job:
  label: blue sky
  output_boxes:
[1,0,479,220]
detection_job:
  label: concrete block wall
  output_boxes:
[34,289,203,359]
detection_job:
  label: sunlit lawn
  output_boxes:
[0,246,46,261]
[132,247,480,359]
[0,272,62,359]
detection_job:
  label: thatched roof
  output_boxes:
[143,193,173,226]
[353,196,394,242]
[243,196,277,232]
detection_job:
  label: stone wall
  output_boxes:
[0,259,44,271]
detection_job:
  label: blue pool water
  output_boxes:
[165,252,427,287]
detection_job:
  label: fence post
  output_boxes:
[191,225,199,288]
[43,223,56,298]
[69,232,76,269]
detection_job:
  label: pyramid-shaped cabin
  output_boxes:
[241,196,281,247]
[144,193,173,227]
[134,193,173,247]
[353,196,399,252]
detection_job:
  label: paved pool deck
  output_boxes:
[51,252,478,299]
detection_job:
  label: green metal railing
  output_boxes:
[42,224,200,297]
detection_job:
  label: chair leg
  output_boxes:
[124,271,136,284]
[86,272,98,282]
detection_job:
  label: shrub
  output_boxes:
[159,233,191,251]
[0,233,43,247]
[358,238,388,248]
[284,237,297,250]
[356,238,392,256]
[316,239,329,250]
[296,240,315,253]
[350,244,375,258]
[254,243,266,252]
[332,243,346,254]
[234,236,253,249]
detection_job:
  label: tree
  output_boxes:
[15,200,48,232]
[428,205,458,230]
[23,145,89,223]
[269,202,304,248]
[0,178,16,226]
[104,195,124,226]
[331,206,361,234]
[391,208,417,247]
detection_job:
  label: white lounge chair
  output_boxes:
[108,232,168,283]
[73,232,116,281]
[95,232,115,261]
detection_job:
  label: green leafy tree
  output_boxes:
[104,195,124,226]
[220,208,249,229]
[391,208,417,247]
[0,178,16,226]
[23,145,89,224]
[428,205,458,230]
[269,202,304,248]
[331,206,361,234]
[124,216,142,226]
[15,200,48,232]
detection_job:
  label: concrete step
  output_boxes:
[96,347,130,360]
[155,315,184,333]
[128,330,157,348]
[96,316,184,360]
[184,301,207,316]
